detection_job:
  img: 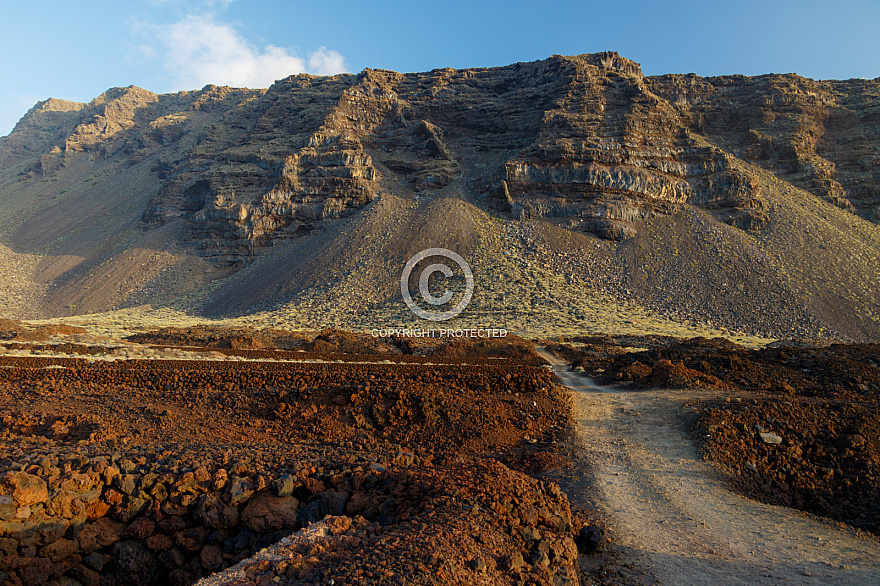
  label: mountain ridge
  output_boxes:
[1,53,879,342]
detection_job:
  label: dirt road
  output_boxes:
[536,348,880,585]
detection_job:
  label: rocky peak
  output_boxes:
[0,98,86,170]
[567,51,645,79]
[63,86,160,153]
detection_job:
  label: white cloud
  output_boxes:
[307,47,348,77]
[142,13,349,90]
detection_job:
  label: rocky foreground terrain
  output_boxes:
[0,52,878,341]
[0,322,878,585]
[0,327,588,586]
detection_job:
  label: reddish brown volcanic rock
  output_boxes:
[0,338,578,585]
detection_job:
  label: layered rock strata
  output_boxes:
[5,53,877,264]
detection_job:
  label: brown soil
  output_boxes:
[0,318,86,342]
[0,334,582,586]
[0,352,563,460]
[123,326,310,351]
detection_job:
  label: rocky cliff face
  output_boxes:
[1,53,880,341]
[650,73,880,220]
[3,52,877,266]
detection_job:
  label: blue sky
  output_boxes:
[2,0,879,136]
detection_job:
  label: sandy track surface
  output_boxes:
[537,348,880,585]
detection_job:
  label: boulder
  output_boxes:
[39,537,77,563]
[224,477,254,506]
[575,524,606,554]
[241,492,300,532]
[271,474,295,497]
[77,517,124,553]
[2,473,48,507]
[109,540,159,586]
[194,494,240,529]
[319,490,349,517]
[200,544,223,570]
[297,500,322,527]
[0,496,15,521]
[124,517,155,540]
[759,432,783,444]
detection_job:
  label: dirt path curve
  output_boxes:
[535,347,880,585]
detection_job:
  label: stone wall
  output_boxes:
[1,449,578,586]
[0,444,408,586]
